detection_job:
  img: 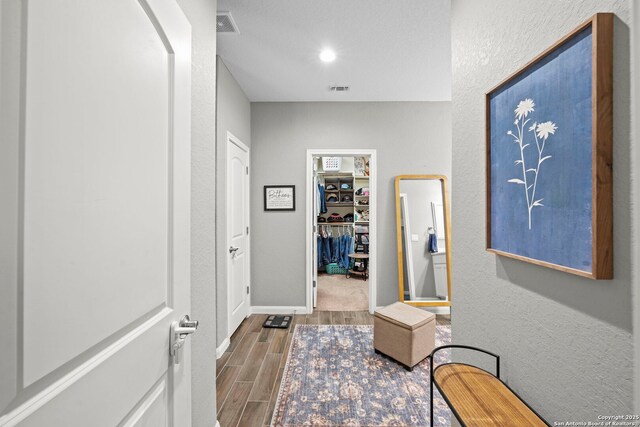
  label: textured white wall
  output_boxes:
[633,0,640,414]
[215,57,251,346]
[176,0,218,425]
[250,102,451,308]
[452,0,634,422]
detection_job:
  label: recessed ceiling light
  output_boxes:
[319,49,336,63]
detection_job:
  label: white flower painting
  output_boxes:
[506,98,558,230]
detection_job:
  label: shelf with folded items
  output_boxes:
[319,172,353,177]
[326,202,355,207]
[318,222,355,226]
[322,205,353,210]
[323,175,354,199]
[325,191,355,205]
[353,181,370,198]
[318,205,355,225]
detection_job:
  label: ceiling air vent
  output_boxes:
[329,85,350,92]
[217,12,239,33]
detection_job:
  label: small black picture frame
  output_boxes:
[264,185,296,211]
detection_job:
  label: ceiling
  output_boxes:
[216,0,451,102]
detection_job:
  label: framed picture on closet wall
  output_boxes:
[264,185,296,211]
[485,13,613,279]
[354,156,370,176]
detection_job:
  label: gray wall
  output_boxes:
[215,56,251,346]
[250,102,452,307]
[451,0,634,422]
[634,0,640,413]
[176,0,218,425]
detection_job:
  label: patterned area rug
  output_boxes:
[271,324,452,427]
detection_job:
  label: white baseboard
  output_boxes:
[216,337,230,359]
[250,306,309,315]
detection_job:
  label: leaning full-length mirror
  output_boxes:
[395,175,452,307]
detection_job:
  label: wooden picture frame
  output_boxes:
[264,185,296,211]
[394,175,453,307]
[486,13,613,279]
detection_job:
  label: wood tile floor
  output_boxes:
[216,311,451,427]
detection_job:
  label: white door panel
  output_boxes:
[231,252,247,312]
[227,134,250,335]
[23,0,170,376]
[11,311,170,426]
[230,157,246,238]
[122,379,169,427]
[0,0,192,424]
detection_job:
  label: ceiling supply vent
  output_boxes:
[329,85,350,92]
[216,12,239,33]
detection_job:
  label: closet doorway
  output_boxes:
[306,149,377,314]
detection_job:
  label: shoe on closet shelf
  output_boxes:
[355,209,369,221]
[327,213,343,222]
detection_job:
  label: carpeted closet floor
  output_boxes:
[315,273,368,311]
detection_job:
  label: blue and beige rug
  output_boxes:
[271,324,452,427]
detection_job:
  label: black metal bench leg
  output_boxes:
[430,357,434,427]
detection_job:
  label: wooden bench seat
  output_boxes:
[430,345,549,427]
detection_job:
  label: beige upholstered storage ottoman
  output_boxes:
[373,302,436,371]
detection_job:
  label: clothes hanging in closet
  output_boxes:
[318,234,331,267]
[338,233,353,268]
[317,183,327,214]
[317,229,353,269]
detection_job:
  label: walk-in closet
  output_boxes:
[312,156,372,311]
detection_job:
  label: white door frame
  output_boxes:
[226,131,251,337]
[306,149,377,314]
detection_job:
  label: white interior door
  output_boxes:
[0,0,193,425]
[227,133,250,335]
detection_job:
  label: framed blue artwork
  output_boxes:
[486,14,613,279]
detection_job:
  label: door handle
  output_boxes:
[229,246,239,254]
[170,315,199,364]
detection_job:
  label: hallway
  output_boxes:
[216,312,451,427]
